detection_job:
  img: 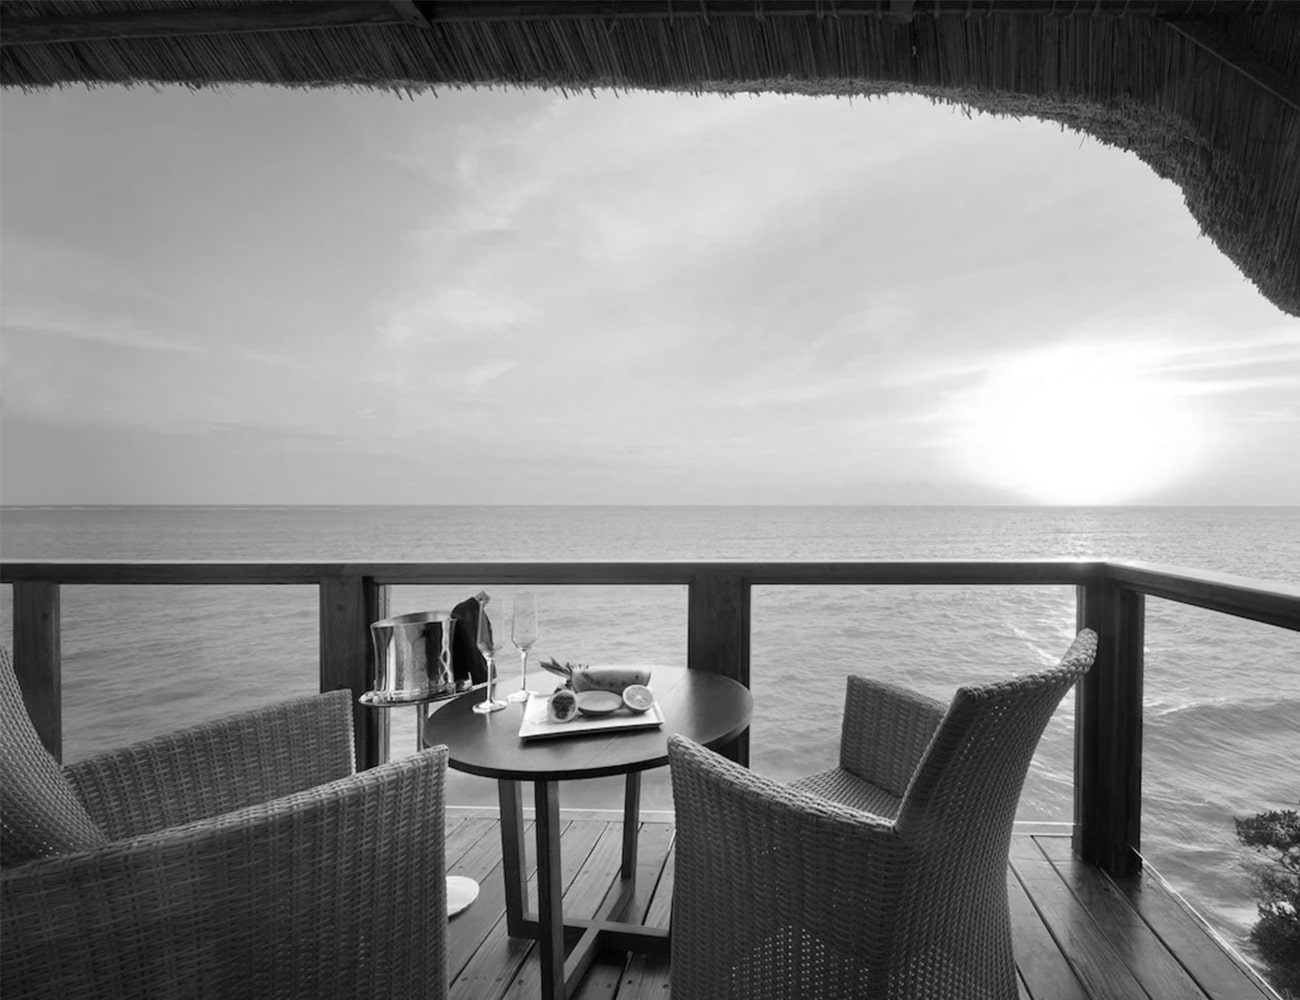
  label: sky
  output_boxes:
[1,84,1297,507]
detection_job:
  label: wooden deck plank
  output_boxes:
[616,945,673,999]
[446,817,536,986]
[449,816,581,1000]
[1034,835,1218,1000]
[615,835,677,1000]
[1008,865,1091,1000]
[549,821,646,996]
[572,821,676,1000]
[445,816,500,868]
[444,821,1271,1000]
[1011,838,1152,999]
[1041,838,1275,1000]
[463,819,610,1000]
[620,822,676,929]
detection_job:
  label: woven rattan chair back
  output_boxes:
[0,648,108,866]
[884,628,1098,996]
[1,646,451,1000]
[668,628,1097,1000]
[897,629,1098,843]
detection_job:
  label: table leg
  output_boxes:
[498,780,528,935]
[621,771,641,881]
[492,771,667,999]
[535,780,566,1000]
[414,705,426,752]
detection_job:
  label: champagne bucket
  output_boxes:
[365,610,458,703]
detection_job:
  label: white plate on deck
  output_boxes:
[447,875,479,917]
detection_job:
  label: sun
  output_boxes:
[944,343,1212,504]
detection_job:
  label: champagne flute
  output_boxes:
[508,593,539,702]
[472,596,507,714]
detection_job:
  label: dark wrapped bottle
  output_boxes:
[450,591,490,687]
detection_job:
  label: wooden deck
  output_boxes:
[443,808,1279,1000]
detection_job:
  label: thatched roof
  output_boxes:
[2,1,1298,317]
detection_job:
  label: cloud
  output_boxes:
[1,314,203,357]
[377,286,541,346]
[3,86,1297,504]
[463,360,517,393]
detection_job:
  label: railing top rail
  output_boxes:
[1105,559,1300,596]
[3,558,1296,629]
[0,559,1105,586]
[1104,560,1300,631]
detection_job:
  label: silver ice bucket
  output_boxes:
[364,610,458,704]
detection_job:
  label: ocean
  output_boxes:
[1,504,1297,968]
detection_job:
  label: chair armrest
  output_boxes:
[2,746,448,1000]
[668,735,907,999]
[838,675,946,798]
[64,689,356,840]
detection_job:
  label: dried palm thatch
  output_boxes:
[2,1,1297,316]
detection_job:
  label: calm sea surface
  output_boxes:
[2,505,1297,965]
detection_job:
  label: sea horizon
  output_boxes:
[4,501,1297,508]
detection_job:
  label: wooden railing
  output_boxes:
[3,558,1298,879]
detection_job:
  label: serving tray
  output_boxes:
[518,690,665,740]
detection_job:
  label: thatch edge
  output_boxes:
[2,5,1296,316]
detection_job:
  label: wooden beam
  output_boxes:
[320,573,387,771]
[405,1,1250,20]
[686,568,750,766]
[1,0,1245,49]
[1163,16,1300,115]
[889,0,917,23]
[0,558,1103,588]
[1104,559,1300,632]
[387,1,434,28]
[0,2,413,48]
[1074,580,1144,878]
[12,582,62,761]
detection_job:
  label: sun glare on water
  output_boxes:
[945,344,1211,505]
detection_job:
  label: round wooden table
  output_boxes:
[426,666,752,1000]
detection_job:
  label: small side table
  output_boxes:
[429,667,753,1000]
[360,687,486,917]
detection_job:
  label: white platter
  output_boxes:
[518,691,664,740]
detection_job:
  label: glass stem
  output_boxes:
[519,650,529,690]
[484,656,496,704]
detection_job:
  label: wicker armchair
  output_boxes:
[668,628,1098,1000]
[0,647,449,1000]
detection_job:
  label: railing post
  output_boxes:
[1075,576,1144,876]
[687,568,750,766]
[320,573,388,771]
[13,582,62,761]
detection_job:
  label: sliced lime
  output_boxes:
[622,684,655,713]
